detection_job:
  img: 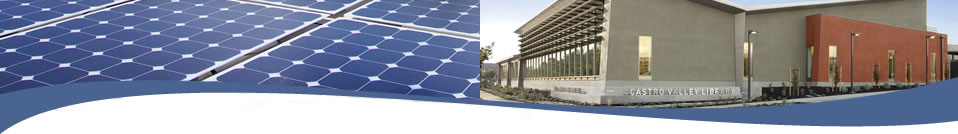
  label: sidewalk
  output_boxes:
[698,90,899,108]
[479,90,517,102]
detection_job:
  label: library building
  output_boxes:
[496,0,948,104]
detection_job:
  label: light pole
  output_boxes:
[747,30,757,101]
[926,35,936,84]
[850,32,860,91]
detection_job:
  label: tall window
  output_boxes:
[586,43,593,75]
[807,46,814,80]
[931,53,937,81]
[500,64,507,82]
[888,50,895,81]
[525,42,601,79]
[828,45,838,81]
[638,36,652,79]
[594,41,601,75]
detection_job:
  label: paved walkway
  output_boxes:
[698,90,899,108]
[479,90,517,102]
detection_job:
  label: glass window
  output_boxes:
[595,41,601,75]
[533,57,537,78]
[576,46,582,76]
[589,43,596,75]
[551,52,556,77]
[932,53,937,81]
[639,36,652,78]
[559,50,565,77]
[585,44,592,76]
[567,48,572,76]
[807,46,814,80]
[888,50,895,81]
[829,45,838,82]
[578,45,584,76]
[573,47,578,76]
[530,58,534,78]
[564,48,568,77]
[556,50,561,77]
[538,56,542,77]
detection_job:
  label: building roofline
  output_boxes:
[745,0,897,14]
[694,0,897,14]
[496,55,521,64]
[516,0,903,35]
[514,0,572,34]
[689,0,747,13]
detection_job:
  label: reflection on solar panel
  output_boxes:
[0,0,324,93]
[208,19,480,99]
[349,0,480,38]
[248,0,363,14]
[0,0,126,36]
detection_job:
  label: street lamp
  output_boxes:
[746,30,757,101]
[850,32,860,91]
[926,35,936,84]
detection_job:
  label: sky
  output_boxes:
[481,0,958,63]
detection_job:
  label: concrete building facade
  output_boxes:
[497,0,948,104]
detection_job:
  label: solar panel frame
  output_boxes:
[241,0,365,14]
[0,0,328,93]
[0,0,130,37]
[206,18,480,99]
[347,0,480,39]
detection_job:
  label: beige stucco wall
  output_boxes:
[604,0,737,82]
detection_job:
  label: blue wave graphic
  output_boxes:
[0,80,957,132]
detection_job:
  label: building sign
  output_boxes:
[626,88,736,96]
[554,87,585,94]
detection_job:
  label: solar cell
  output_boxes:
[0,0,325,93]
[0,0,126,37]
[349,0,479,38]
[208,19,480,99]
[250,0,363,14]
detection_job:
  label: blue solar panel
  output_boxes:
[251,0,363,14]
[0,0,325,93]
[349,0,479,38]
[0,0,126,36]
[208,19,480,99]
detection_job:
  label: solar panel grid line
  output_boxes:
[207,19,478,95]
[207,18,479,99]
[346,0,480,39]
[0,0,131,37]
[84,0,326,80]
[238,0,365,15]
[0,0,327,93]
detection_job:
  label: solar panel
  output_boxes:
[0,0,126,37]
[349,0,480,38]
[207,18,480,99]
[247,0,363,14]
[0,0,325,93]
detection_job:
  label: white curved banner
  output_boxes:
[4,93,955,134]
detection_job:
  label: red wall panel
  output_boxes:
[807,14,948,83]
